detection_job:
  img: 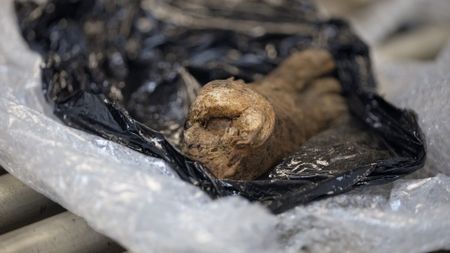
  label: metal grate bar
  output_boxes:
[0,168,125,252]
[0,212,124,253]
[0,174,65,234]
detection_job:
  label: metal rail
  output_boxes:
[0,174,65,233]
[0,212,123,253]
[0,170,125,253]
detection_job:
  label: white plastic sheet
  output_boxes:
[377,44,450,177]
[1,0,449,252]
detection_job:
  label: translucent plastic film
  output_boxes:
[1,0,449,252]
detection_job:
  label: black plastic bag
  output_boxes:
[15,0,425,213]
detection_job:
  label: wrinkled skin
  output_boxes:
[182,49,348,180]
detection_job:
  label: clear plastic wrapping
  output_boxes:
[1,0,449,252]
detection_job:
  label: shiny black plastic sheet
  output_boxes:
[15,0,425,213]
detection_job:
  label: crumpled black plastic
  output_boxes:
[15,0,425,213]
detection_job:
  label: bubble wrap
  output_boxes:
[376,44,450,177]
[0,0,449,252]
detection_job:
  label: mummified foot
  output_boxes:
[181,49,348,180]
